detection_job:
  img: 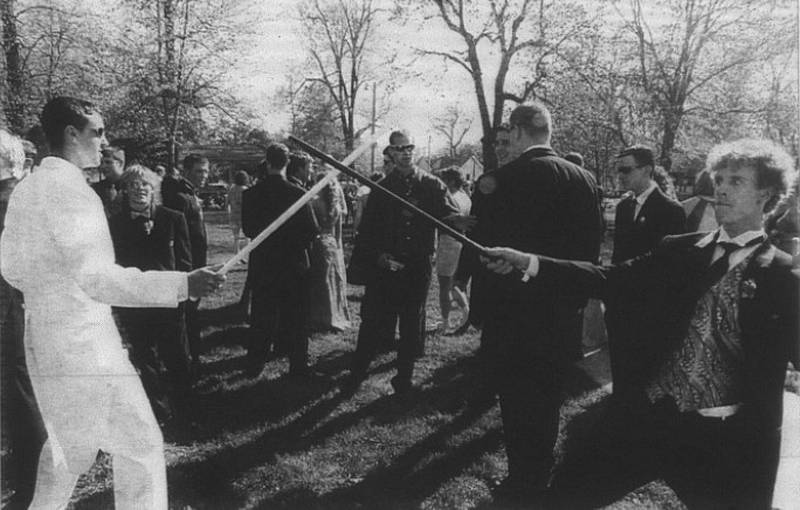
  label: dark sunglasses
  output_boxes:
[390,144,415,152]
[617,165,639,174]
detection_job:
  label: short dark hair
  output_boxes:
[264,143,289,170]
[233,170,250,186]
[102,145,126,166]
[382,145,393,157]
[287,151,312,176]
[440,168,464,188]
[564,152,584,167]
[617,145,655,168]
[509,102,551,138]
[182,153,208,171]
[40,96,98,151]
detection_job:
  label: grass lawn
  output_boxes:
[11,210,792,509]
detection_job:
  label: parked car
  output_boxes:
[199,183,228,210]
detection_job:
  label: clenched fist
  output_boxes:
[188,265,226,299]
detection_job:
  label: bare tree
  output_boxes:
[1,1,92,133]
[1,0,24,132]
[617,0,794,170]
[433,104,473,161]
[116,0,250,168]
[299,0,383,152]
[417,1,594,170]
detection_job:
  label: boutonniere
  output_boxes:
[741,278,757,299]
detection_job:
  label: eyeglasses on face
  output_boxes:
[617,165,639,175]
[390,144,415,152]
[494,139,510,147]
[127,180,153,190]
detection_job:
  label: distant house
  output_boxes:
[457,155,483,181]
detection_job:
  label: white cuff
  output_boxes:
[179,274,189,301]
[520,255,539,282]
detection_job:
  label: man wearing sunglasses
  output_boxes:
[609,145,686,404]
[347,130,459,396]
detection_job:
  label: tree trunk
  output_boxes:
[659,110,681,173]
[2,0,25,133]
[465,43,495,172]
[162,0,178,169]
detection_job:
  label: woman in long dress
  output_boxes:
[308,173,351,332]
[436,169,471,333]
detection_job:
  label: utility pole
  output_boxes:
[370,83,376,174]
[427,133,431,168]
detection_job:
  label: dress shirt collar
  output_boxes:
[696,227,767,249]
[129,203,156,220]
[635,181,658,206]
[698,227,767,269]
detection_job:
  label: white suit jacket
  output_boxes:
[0,157,188,377]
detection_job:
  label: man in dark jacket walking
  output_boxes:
[242,143,319,378]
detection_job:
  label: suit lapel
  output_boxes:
[636,187,665,223]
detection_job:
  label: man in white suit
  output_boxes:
[0,96,225,509]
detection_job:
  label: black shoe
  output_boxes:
[288,367,328,381]
[491,476,549,507]
[390,376,412,396]
[245,359,264,378]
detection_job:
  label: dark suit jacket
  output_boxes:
[537,233,800,431]
[109,204,193,273]
[612,186,686,263]
[472,147,603,343]
[242,174,319,290]
[163,178,207,268]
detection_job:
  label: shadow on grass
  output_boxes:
[239,355,502,509]
[198,302,248,330]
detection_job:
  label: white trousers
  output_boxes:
[28,373,167,510]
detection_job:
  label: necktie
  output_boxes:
[708,236,764,282]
